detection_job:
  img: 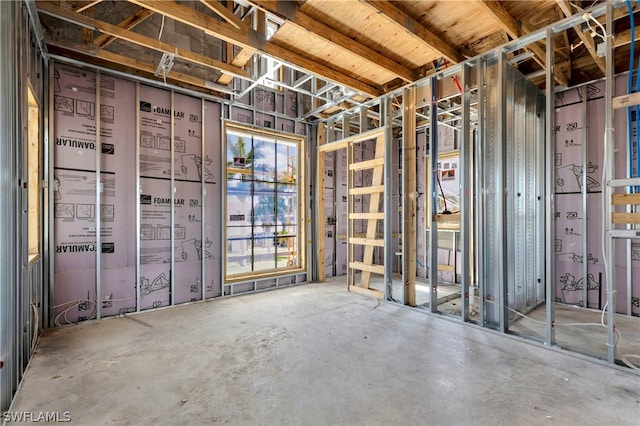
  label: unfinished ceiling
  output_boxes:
[36,0,640,117]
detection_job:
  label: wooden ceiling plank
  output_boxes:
[94,8,155,48]
[127,0,381,96]
[38,1,250,79]
[200,0,247,30]
[477,0,568,86]
[265,40,382,97]
[361,0,463,64]
[74,0,103,13]
[556,0,606,75]
[248,0,418,83]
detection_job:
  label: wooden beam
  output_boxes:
[37,1,250,79]
[612,193,640,205]
[349,261,385,275]
[477,0,568,86]
[348,285,384,299]
[437,264,455,272]
[434,213,461,223]
[612,212,640,224]
[74,0,102,13]
[349,237,385,247]
[317,123,326,282]
[248,0,418,83]
[614,25,640,48]
[612,92,640,110]
[556,0,606,75]
[45,37,226,96]
[128,0,382,96]
[81,6,94,45]
[348,157,384,171]
[200,0,246,30]
[362,0,464,64]
[317,127,384,152]
[349,212,384,220]
[94,8,155,48]
[349,185,384,195]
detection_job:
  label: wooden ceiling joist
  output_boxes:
[127,0,382,96]
[37,1,250,80]
[217,1,252,86]
[72,0,102,13]
[47,37,226,96]
[93,8,155,49]
[556,0,606,76]
[477,0,568,87]
[615,25,640,47]
[200,0,247,30]
[247,0,418,83]
[361,0,464,65]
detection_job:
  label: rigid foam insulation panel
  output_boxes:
[554,76,639,315]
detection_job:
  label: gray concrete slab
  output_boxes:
[8,280,640,425]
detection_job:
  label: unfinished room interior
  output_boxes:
[1,0,640,423]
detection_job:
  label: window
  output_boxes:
[225,124,303,279]
[27,86,40,263]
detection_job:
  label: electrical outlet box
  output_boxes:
[596,41,606,57]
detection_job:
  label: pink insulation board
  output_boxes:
[554,76,639,315]
[53,64,137,322]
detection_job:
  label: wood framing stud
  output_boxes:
[317,123,327,282]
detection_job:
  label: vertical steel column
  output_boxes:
[604,3,615,364]
[170,91,175,306]
[219,113,225,295]
[44,59,53,328]
[95,71,102,320]
[135,83,141,312]
[496,53,507,333]
[460,63,471,322]
[581,87,588,307]
[429,78,439,313]
[545,27,556,346]
[201,99,206,298]
[384,95,394,300]
[346,124,353,289]
[0,0,19,410]
[476,59,485,325]
[310,124,319,281]
[402,87,416,306]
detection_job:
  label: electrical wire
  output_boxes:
[484,299,639,369]
[158,14,165,41]
[30,303,39,353]
[435,170,450,214]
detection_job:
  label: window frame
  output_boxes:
[27,84,41,265]
[223,122,305,282]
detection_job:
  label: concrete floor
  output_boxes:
[9,279,640,425]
